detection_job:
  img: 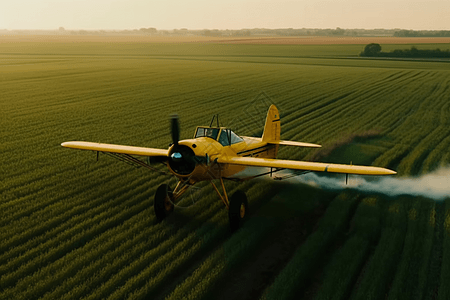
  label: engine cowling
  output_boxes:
[168,144,197,176]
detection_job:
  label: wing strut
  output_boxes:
[100,152,169,175]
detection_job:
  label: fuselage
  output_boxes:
[166,127,279,183]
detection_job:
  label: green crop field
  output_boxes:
[1,36,450,299]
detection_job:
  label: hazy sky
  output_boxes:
[1,0,449,30]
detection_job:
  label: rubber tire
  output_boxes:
[228,190,249,232]
[154,184,174,222]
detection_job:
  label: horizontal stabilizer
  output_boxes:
[269,140,322,148]
[241,136,321,148]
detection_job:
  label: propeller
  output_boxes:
[169,114,195,175]
[167,114,213,176]
[171,114,180,146]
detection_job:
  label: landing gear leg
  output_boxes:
[154,184,174,222]
[154,180,191,222]
[210,178,249,232]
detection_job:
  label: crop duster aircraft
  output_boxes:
[62,105,396,231]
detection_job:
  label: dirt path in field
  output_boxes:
[212,218,312,300]
[211,190,332,300]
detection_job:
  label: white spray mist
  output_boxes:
[288,167,450,200]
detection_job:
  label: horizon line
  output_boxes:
[2,27,449,32]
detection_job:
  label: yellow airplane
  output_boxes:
[62,105,396,231]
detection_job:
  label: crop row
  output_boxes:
[438,198,450,300]
[314,197,381,300]
[262,191,360,299]
[386,198,435,300]
[0,173,159,275]
[3,43,450,299]
[278,70,450,173]
[1,181,154,293]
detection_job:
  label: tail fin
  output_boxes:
[262,105,280,142]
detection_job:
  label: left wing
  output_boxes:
[61,141,168,157]
[217,156,396,175]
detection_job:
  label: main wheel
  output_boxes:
[228,190,248,232]
[154,184,174,222]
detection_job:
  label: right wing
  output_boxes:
[61,141,169,171]
[61,141,169,157]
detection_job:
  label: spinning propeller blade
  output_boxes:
[171,114,180,146]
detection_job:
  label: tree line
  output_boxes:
[394,30,450,37]
[0,27,398,37]
[4,28,450,38]
[360,43,450,59]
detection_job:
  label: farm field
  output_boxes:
[1,36,450,299]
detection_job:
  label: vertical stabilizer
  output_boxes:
[262,105,280,142]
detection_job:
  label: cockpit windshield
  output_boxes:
[195,127,219,140]
[194,127,244,146]
[218,129,244,146]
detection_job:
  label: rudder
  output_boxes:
[262,105,280,142]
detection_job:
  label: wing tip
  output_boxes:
[61,141,72,148]
[386,169,397,175]
[61,141,84,148]
[372,167,397,175]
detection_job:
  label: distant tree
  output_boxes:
[332,27,345,35]
[59,27,65,31]
[241,30,251,36]
[201,29,211,36]
[139,28,157,34]
[361,43,382,56]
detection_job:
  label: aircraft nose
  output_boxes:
[168,144,197,175]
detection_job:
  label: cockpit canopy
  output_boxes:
[195,127,244,146]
